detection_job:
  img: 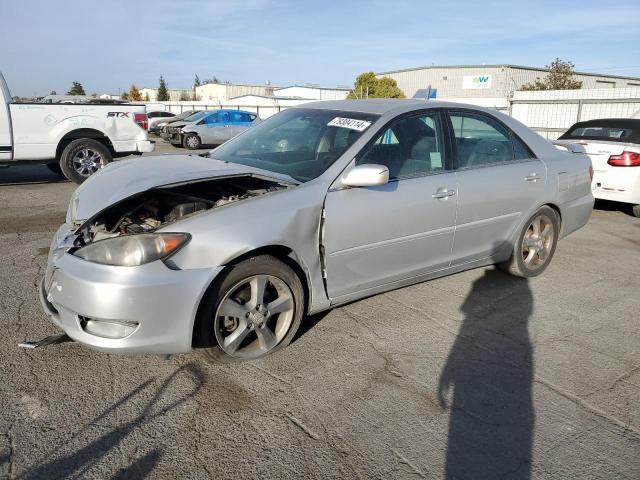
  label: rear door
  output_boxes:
[447,110,547,264]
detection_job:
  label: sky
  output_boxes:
[1,0,640,97]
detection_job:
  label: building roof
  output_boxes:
[229,94,307,101]
[275,85,351,91]
[376,64,640,81]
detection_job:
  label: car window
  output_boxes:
[249,114,257,122]
[210,108,378,182]
[219,112,230,123]
[560,123,639,143]
[450,112,518,167]
[161,112,174,118]
[356,112,445,179]
[230,111,245,123]
[204,113,218,124]
[147,111,159,118]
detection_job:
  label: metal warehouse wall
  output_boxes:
[379,66,640,100]
[510,88,640,139]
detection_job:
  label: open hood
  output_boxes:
[70,155,296,221]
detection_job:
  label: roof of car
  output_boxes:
[297,99,489,115]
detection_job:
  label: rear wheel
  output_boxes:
[499,206,560,278]
[59,138,112,184]
[183,133,201,150]
[632,205,640,218]
[197,255,304,362]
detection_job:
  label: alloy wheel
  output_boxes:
[521,214,555,270]
[72,148,104,177]
[214,274,295,359]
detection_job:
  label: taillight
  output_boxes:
[607,151,640,167]
[134,113,148,131]
[589,164,593,181]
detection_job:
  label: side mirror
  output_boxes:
[341,164,389,187]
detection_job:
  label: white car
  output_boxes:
[555,119,640,217]
[0,71,154,184]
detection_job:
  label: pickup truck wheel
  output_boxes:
[60,139,112,184]
[498,206,559,278]
[46,162,63,176]
[183,133,201,150]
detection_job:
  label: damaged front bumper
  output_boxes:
[39,224,223,355]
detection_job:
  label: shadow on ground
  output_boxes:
[438,268,535,479]
[19,363,205,480]
[0,165,67,186]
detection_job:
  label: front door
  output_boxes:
[323,110,458,300]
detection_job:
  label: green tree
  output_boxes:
[121,91,129,101]
[179,91,190,101]
[347,72,405,99]
[521,58,583,91]
[129,84,142,101]
[157,75,169,101]
[194,74,201,88]
[67,82,85,95]
[202,76,220,84]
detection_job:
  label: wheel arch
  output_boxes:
[191,244,312,348]
[55,129,114,161]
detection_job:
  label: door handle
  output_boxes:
[432,189,456,199]
[524,172,539,182]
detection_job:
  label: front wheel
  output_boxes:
[183,133,202,150]
[196,255,304,362]
[59,138,112,184]
[499,206,560,278]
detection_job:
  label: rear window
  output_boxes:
[560,121,640,143]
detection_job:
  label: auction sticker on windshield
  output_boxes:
[327,117,372,131]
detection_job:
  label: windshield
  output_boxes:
[209,108,379,182]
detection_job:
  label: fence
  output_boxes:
[142,88,640,138]
[509,88,640,139]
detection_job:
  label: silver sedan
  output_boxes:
[39,100,594,360]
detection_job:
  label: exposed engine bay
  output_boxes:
[76,175,287,245]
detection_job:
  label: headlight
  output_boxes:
[74,233,190,266]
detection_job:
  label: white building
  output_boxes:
[195,83,277,103]
[273,86,349,100]
[139,87,194,102]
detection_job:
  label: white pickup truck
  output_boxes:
[0,72,154,183]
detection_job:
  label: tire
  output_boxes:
[46,162,63,176]
[632,205,640,218]
[182,133,202,150]
[59,138,112,184]
[498,206,560,278]
[196,255,304,362]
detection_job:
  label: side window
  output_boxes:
[230,111,245,123]
[249,114,257,122]
[204,113,218,124]
[450,112,515,168]
[357,112,445,179]
[219,112,230,124]
[147,112,159,118]
[512,135,533,160]
[161,112,174,118]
